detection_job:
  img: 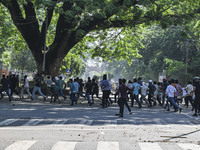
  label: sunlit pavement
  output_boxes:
[0,95,200,150]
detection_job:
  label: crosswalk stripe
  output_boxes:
[183,120,198,128]
[23,119,43,126]
[177,143,200,150]
[5,140,37,150]
[97,141,119,150]
[139,143,163,150]
[53,119,69,125]
[0,119,18,126]
[51,141,77,150]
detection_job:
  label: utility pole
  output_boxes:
[42,14,48,73]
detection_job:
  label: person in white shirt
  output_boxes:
[20,75,32,99]
[140,82,149,106]
[165,80,182,112]
[185,81,194,108]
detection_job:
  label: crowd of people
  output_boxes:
[0,73,199,118]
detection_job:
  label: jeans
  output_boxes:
[70,93,76,105]
[167,97,181,110]
[21,87,32,98]
[32,86,45,100]
[86,92,91,104]
[0,88,12,101]
[58,89,66,98]
[131,94,141,107]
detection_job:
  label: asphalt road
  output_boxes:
[0,95,200,150]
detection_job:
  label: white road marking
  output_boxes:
[23,119,43,126]
[139,143,163,150]
[97,141,119,150]
[5,140,36,150]
[0,119,18,126]
[51,141,77,150]
[177,143,200,150]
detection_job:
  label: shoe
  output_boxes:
[192,113,198,116]
[89,102,92,106]
[179,108,182,113]
[139,105,142,109]
[174,109,178,112]
[167,109,170,111]
[115,114,120,116]
[119,115,124,117]
[129,112,133,115]
[44,96,47,101]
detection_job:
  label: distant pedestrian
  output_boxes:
[45,76,53,98]
[20,75,32,99]
[85,78,93,106]
[115,78,131,117]
[99,74,111,108]
[32,73,47,101]
[57,76,67,100]
[91,78,99,104]
[165,80,182,113]
[131,78,142,108]
[0,75,12,101]
[148,80,156,107]
[192,77,200,116]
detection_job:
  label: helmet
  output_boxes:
[194,77,200,83]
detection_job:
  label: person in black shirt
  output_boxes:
[0,75,12,101]
[192,77,200,116]
[85,79,93,106]
[91,78,99,104]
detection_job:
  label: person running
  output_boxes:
[85,78,93,106]
[78,78,86,99]
[115,78,131,117]
[140,82,149,106]
[185,81,194,108]
[130,78,142,108]
[50,82,60,103]
[69,79,76,106]
[45,76,53,98]
[148,80,156,107]
[10,74,20,98]
[91,78,99,104]
[162,79,168,106]
[32,73,47,101]
[99,74,111,108]
[57,76,67,100]
[20,75,32,99]
[0,75,12,102]
[73,78,80,102]
[175,80,182,104]
[165,80,182,113]
[192,77,200,116]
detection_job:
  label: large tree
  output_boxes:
[0,0,199,76]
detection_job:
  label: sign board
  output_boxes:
[66,69,71,75]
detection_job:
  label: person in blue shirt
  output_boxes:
[99,74,111,108]
[131,78,142,108]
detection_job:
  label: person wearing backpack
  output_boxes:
[32,73,47,101]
